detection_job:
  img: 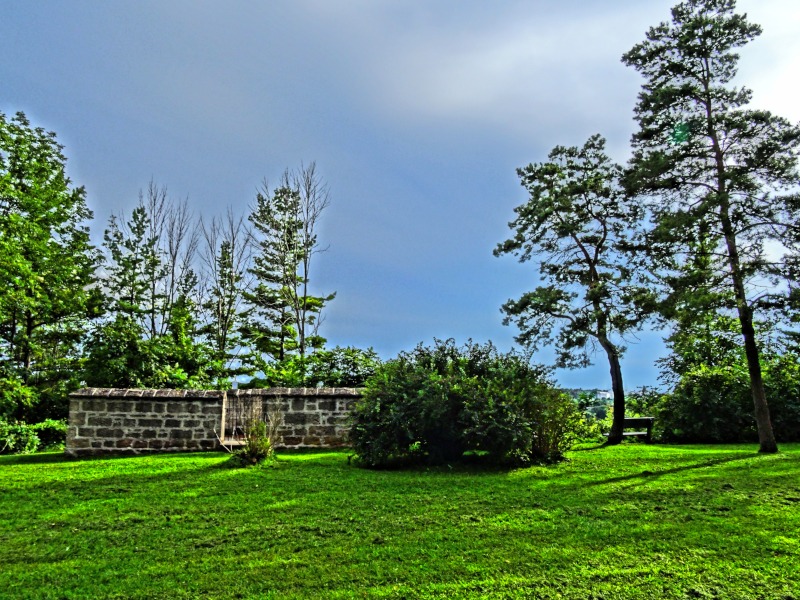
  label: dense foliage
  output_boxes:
[629,352,800,444]
[0,418,66,454]
[0,111,101,423]
[349,339,582,467]
[245,346,381,388]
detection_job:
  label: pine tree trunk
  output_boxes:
[717,195,778,453]
[601,338,626,445]
[739,306,778,453]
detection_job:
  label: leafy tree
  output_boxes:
[245,163,335,377]
[495,135,651,444]
[0,111,100,420]
[102,181,198,338]
[199,209,254,384]
[90,181,212,389]
[83,301,214,390]
[622,0,800,452]
[246,346,381,388]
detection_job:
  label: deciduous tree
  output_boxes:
[0,111,100,419]
[199,209,254,384]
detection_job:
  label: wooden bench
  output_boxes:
[606,417,655,442]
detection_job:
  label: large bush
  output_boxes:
[631,353,800,443]
[349,339,581,467]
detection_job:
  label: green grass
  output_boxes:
[1,444,799,599]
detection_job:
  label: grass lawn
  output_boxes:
[1,444,799,599]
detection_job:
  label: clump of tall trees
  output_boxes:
[0,113,376,426]
[498,0,800,452]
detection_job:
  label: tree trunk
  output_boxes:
[601,338,626,445]
[709,94,779,454]
[717,197,778,453]
[739,305,778,453]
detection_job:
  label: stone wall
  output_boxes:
[66,387,362,457]
[225,388,361,448]
[67,388,225,457]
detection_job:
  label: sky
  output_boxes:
[2,0,799,390]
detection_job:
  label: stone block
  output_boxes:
[182,419,200,428]
[97,428,125,439]
[134,401,153,413]
[69,412,86,426]
[318,400,335,412]
[284,413,308,425]
[291,398,305,412]
[78,427,96,438]
[138,418,163,428]
[133,440,148,449]
[170,429,193,440]
[166,402,184,414]
[309,426,336,437]
[84,399,107,412]
[68,438,91,449]
[164,419,181,428]
[152,403,166,414]
[142,429,157,438]
[116,438,134,448]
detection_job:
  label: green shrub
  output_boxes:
[763,353,800,442]
[0,420,40,455]
[0,375,37,420]
[349,339,581,467]
[31,419,68,450]
[638,352,800,443]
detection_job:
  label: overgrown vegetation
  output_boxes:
[0,418,66,454]
[349,339,582,467]
[2,446,799,599]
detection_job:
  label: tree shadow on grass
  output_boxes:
[586,453,760,487]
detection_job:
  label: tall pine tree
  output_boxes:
[622,0,800,452]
